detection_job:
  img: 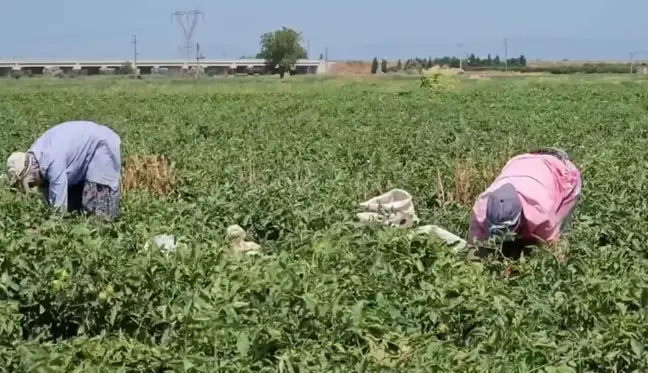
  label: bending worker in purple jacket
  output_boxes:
[6,121,122,221]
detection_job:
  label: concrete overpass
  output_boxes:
[0,58,329,76]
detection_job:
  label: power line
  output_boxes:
[171,10,204,61]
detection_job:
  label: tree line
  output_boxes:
[197,26,647,77]
[367,55,637,74]
[370,54,528,73]
[199,27,642,77]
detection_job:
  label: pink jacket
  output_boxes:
[469,153,582,243]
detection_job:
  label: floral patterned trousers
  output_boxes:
[68,181,121,221]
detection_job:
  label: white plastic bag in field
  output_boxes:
[357,188,420,228]
[154,235,177,252]
[413,225,467,252]
[142,234,178,253]
[227,225,263,255]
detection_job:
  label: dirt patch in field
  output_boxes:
[327,60,553,77]
[329,61,373,75]
[527,59,637,67]
[328,59,632,75]
[425,66,464,76]
[464,70,550,77]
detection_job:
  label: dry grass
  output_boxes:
[437,142,516,207]
[121,155,177,196]
[436,157,502,207]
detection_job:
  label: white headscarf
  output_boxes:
[6,151,36,192]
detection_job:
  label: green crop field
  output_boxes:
[1,75,648,372]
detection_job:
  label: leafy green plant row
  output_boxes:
[0,80,647,371]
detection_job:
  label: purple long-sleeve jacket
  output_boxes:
[28,121,121,211]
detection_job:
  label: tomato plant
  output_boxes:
[0,77,646,372]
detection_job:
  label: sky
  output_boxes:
[1,0,647,61]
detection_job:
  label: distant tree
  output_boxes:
[506,55,524,67]
[396,59,402,70]
[468,53,477,66]
[519,54,527,67]
[371,57,379,74]
[319,53,324,60]
[117,62,135,75]
[401,52,522,70]
[256,27,307,78]
[381,59,388,73]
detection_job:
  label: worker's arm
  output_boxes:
[531,220,560,243]
[45,161,69,212]
[468,213,487,243]
[468,197,488,243]
[524,204,559,243]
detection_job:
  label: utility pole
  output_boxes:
[324,47,329,74]
[457,43,463,69]
[131,34,139,73]
[503,38,508,72]
[195,42,205,78]
[307,40,311,59]
[628,51,648,74]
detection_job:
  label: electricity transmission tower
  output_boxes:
[171,10,204,61]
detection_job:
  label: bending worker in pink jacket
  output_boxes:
[468,148,582,259]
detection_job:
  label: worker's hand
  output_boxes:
[546,239,569,263]
[465,243,492,261]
